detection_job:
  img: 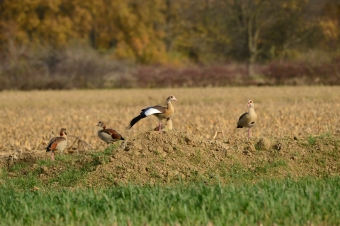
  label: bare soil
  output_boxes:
[2,129,339,187]
[1,87,340,187]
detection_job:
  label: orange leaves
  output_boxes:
[108,0,167,63]
[0,0,339,64]
[0,0,96,48]
[319,19,339,41]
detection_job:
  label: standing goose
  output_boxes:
[97,121,124,144]
[45,128,67,161]
[129,95,177,131]
[237,100,257,139]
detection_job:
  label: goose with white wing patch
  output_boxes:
[129,96,177,131]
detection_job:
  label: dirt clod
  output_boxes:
[257,138,271,150]
[273,142,283,151]
[41,166,48,173]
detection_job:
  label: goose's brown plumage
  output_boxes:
[129,95,177,131]
[237,100,257,139]
[45,128,67,161]
[97,121,124,144]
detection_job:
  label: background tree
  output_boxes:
[0,0,339,65]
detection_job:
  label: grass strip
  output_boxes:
[0,177,339,225]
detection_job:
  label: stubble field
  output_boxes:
[0,86,339,152]
[0,86,340,185]
[1,86,340,225]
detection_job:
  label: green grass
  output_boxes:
[227,163,255,180]
[1,139,340,225]
[308,136,317,146]
[0,177,340,225]
[307,133,332,147]
[2,144,119,190]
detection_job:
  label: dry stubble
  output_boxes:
[0,86,339,158]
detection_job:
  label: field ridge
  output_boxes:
[1,130,339,189]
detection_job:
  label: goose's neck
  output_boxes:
[167,101,174,112]
[98,126,105,132]
[248,107,256,115]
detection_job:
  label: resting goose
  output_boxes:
[129,95,177,131]
[97,121,124,144]
[45,128,67,161]
[237,100,257,139]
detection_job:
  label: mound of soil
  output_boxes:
[2,130,340,187]
[85,130,230,186]
[83,130,340,187]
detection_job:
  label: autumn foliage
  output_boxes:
[0,0,340,89]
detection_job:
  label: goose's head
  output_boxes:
[60,128,67,136]
[97,121,106,129]
[247,100,254,108]
[167,95,178,102]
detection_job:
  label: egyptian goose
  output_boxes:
[153,117,173,131]
[237,100,257,139]
[97,121,124,144]
[129,95,177,131]
[45,128,67,161]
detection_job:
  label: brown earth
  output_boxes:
[2,129,340,187]
[1,87,340,159]
[1,87,340,187]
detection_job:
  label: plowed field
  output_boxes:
[1,87,339,186]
